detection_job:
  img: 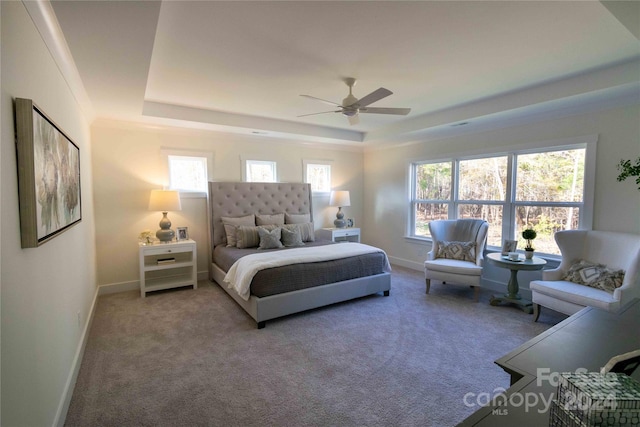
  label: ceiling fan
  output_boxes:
[299,78,411,125]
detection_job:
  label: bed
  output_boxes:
[207,182,391,328]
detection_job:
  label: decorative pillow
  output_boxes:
[285,213,311,224]
[256,213,285,226]
[257,227,284,250]
[563,260,625,293]
[281,226,305,247]
[436,240,476,262]
[236,225,277,249]
[221,214,255,247]
[283,223,315,242]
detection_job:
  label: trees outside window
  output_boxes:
[410,141,593,256]
[304,161,331,193]
[162,148,214,197]
[245,160,277,182]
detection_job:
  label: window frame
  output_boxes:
[243,159,278,183]
[302,159,333,195]
[161,148,214,198]
[407,135,597,257]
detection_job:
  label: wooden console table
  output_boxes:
[459,299,640,426]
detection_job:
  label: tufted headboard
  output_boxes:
[208,182,314,248]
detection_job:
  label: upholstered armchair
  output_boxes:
[530,230,640,321]
[424,219,489,301]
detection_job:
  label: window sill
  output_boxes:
[176,191,207,199]
[404,235,433,245]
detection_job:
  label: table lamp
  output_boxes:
[148,189,182,242]
[329,190,350,228]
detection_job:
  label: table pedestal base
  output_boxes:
[490,294,533,314]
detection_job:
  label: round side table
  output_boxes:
[486,252,546,314]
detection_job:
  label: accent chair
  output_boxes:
[530,230,640,321]
[424,219,489,301]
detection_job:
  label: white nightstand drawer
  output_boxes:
[333,229,357,237]
[317,228,361,243]
[143,244,192,256]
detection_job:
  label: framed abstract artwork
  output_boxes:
[15,98,82,248]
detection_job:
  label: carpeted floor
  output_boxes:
[64,266,565,427]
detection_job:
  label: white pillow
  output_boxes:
[285,213,311,224]
[221,214,255,247]
[256,213,285,226]
[283,223,315,242]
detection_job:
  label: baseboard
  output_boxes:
[387,255,533,299]
[98,271,210,296]
[98,280,139,296]
[54,286,100,427]
[388,256,423,271]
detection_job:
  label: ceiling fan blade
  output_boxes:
[359,107,411,115]
[297,110,341,117]
[300,94,341,107]
[351,87,393,108]
[348,114,360,126]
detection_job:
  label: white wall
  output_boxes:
[91,121,364,288]
[363,104,640,286]
[1,2,97,425]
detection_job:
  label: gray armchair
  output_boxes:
[424,219,489,301]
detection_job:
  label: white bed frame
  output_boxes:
[207,182,391,328]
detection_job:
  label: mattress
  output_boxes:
[213,242,388,298]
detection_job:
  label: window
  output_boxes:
[168,155,208,192]
[303,160,332,193]
[513,149,585,255]
[245,160,277,182]
[409,136,596,256]
[162,149,213,197]
[412,161,451,237]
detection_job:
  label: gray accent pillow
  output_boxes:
[236,225,277,249]
[285,213,311,224]
[256,213,285,226]
[221,214,255,247]
[436,240,476,262]
[283,223,315,242]
[258,227,284,250]
[563,259,625,293]
[281,226,305,247]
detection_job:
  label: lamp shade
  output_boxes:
[329,190,351,207]
[148,189,182,212]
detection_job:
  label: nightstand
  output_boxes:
[317,227,361,243]
[138,239,197,297]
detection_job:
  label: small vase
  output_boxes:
[525,249,534,260]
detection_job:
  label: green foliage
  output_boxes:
[616,158,640,190]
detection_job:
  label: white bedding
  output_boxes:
[224,243,392,300]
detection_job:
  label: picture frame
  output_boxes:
[347,218,354,228]
[15,98,82,248]
[176,227,189,241]
[501,239,518,255]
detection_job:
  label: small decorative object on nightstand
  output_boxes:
[176,227,189,241]
[148,189,182,242]
[317,227,360,243]
[138,239,197,297]
[329,190,350,228]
